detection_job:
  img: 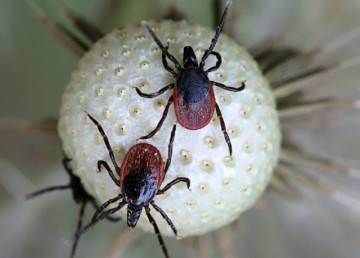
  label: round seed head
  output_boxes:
[58,20,281,237]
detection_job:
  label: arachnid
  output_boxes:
[77,113,191,258]
[136,1,245,156]
[26,156,119,258]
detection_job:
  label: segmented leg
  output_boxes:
[70,201,87,258]
[136,83,174,98]
[145,205,169,258]
[26,185,70,199]
[91,195,123,222]
[62,157,72,175]
[150,201,177,236]
[205,51,222,73]
[162,46,178,77]
[157,177,191,195]
[87,112,120,170]
[200,1,231,66]
[212,81,245,92]
[76,201,126,238]
[139,96,174,140]
[215,103,232,156]
[164,124,176,173]
[97,160,120,186]
[142,21,182,71]
[89,199,120,222]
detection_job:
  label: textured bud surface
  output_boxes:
[58,20,281,237]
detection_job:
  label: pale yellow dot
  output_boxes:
[95,86,105,97]
[185,31,194,38]
[227,126,239,138]
[140,61,150,70]
[239,106,251,119]
[103,108,111,119]
[198,183,209,194]
[243,141,253,153]
[154,99,166,111]
[117,123,127,136]
[179,149,192,165]
[115,67,125,76]
[166,36,176,43]
[135,35,146,42]
[223,155,235,167]
[70,128,77,137]
[200,159,214,173]
[95,67,103,76]
[116,87,127,97]
[130,106,142,118]
[216,72,226,82]
[218,94,231,106]
[122,49,131,57]
[101,50,110,58]
[117,32,126,40]
[204,136,218,149]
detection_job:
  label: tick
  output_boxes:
[26,155,119,258]
[77,113,191,258]
[136,1,244,156]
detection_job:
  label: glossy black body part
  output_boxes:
[136,1,245,156]
[26,156,119,258]
[77,113,191,258]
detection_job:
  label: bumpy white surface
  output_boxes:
[58,20,280,237]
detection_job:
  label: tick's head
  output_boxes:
[127,203,143,227]
[183,46,198,68]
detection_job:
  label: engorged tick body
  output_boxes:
[78,113,191,258]
[136,1,245,156]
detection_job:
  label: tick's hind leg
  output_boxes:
[70,201,87,258]
[212,81,245,92]
[139,96,174,140]
[145,205,169,258]
[215,102,232,156]
[89,199,120,222]
[150,201,177,236]
[76,201,126,238]
[91,195,123,222]
[26,185,70,199]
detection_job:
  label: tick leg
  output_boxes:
[144,205,169,258]
[157,177,191,195]
[26,185,70,199]
[200,1,231,66]
[87,112,120,171]
[91,194,123,222]
[150,201,177,236]
[62,157,73,176]
[205,51,222,73]
[97,160,120,186]
[70,201,87,258]
[89,199,120,222]
[215,102,232,156]
[76,201,126,238]
[136,83,174,98]
[212,81,245,92]
[142,21,182,72]
[164,124,176,174]
[162,46,178,77]
[139,96,173,140]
